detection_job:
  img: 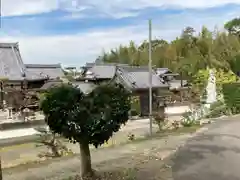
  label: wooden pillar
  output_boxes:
[20,81,23,90]
[24,79,28,90]
[0,81,3,108]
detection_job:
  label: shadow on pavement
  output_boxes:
[172,133,240,180]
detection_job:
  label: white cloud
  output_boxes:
[0,1,239,66]
[0,9,234,67]
[2,0,240,17]
[0,26,160,66]
[1,0,58,16]
[71,0,240,19]
[104,0,240,9]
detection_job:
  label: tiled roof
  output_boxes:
[0,43,25,80]
[25,63,64,80]
[84,65,116,79]
[0,43,45,81]
[82,63,192,90]
[40,80,64,90]
[116,66,168,90]
[25,64,61,68]
[25,69,47,81]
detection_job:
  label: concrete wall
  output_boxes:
[165,104,194,115]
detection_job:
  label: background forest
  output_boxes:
[97,18,240,81]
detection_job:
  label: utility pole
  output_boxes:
[148,19,153,136]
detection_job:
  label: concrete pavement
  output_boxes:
[172,116,240,180]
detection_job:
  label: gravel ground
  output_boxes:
[0,119,158,168]
[3,132,197,180]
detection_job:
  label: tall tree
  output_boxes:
[225,18,240,37]
[229,54,240,76]
[40,84,130,178]
[98,18,240,78]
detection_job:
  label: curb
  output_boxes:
[0,119,45,131]
[0,134,40,147]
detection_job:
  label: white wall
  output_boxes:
[165,105,192,115]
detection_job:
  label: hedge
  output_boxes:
[222,83,240,113]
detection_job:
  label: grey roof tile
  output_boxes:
[0,43,46,81]
[40,80,64,90]
[0,43,24,80]
[25,64,61,68]
[25,63,64,80]
[85,65,116,79]
[117,66,168,90]
[24,70,47,81]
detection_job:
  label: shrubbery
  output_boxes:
[222,83,240,114]
[40,83,131,178]
[205,101,231,118]
[181,111,200,127]
[153,109,165,131]
[130,96,141,116]
[192,69,237,101]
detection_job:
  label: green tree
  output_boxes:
[230,54,240,76]
[98,17,240,81]
[224,18,240,36]
[193,68,237,97]
[40,84,130,178]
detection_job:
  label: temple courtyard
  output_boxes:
[0,115,239,179]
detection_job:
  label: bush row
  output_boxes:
[222,83,240,114]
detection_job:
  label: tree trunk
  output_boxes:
[0,156,2,180]
[79,140,93,178]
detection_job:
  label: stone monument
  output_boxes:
[186,68,217,121]
[205,68,217,108]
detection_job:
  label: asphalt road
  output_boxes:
[172,116,240,180]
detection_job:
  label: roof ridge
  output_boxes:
[0,42,19,48]
[25,63,62,68]
[11,45,26,77]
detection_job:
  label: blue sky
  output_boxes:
[1,0,240,67]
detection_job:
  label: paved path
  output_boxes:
[172,115,240,180]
